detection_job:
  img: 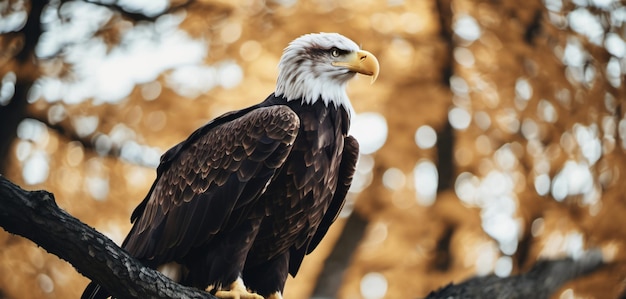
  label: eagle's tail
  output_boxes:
[81,282,110,299]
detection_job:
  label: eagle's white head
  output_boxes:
[275,33,379,113]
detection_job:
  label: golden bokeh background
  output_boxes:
[1,0,625,298]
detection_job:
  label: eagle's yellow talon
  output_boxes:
[214,290,264,299]
[214,278,264,299]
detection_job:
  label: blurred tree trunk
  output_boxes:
[0,0,46,174]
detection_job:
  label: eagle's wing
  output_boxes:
[306,135,359,253]
[288,135,359,275]
[122,105,300,263]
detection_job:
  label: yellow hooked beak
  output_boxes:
[332,49,380,84]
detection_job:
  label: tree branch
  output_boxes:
[0,175,216,299]
[425,249,604,299]
[60,0,195,23]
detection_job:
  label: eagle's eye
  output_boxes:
[330,47,340,57]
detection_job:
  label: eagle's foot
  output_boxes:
[214,290,263,299]
[214,278,264,299]
[266,292,283,299]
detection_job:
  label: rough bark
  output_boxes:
[425,250,604,299]
[0,175,216,299]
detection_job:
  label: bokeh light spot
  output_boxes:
[538,99,558,123]
[66,142,85,167]
[474,111,492,130]
[449,107,472,130]
[168,65,217,98]
[220,21,242,44]
[86,176,109,201]
[475,135,492,155]
[72,116,99,138]
[239,40,263,62]
[551,160,594,201]
[218,61,244,89]
[17,119,49,143]
[0,71,16,106]
[574,123,601,165]
[351,112,388,154]
[453,14,482,42]
[370,13,394,34]
[22,151,50,185]
[604,33,625,58]
[494,144,519,171]
[454,47,475,67]
[515,78,533,101]
[531,218,545,237]
[350,154,374,193]
[450,75,469,96]
[141,81,162,101]
[568,8,605,43]
[415,125,437,149]
[534,174,551,196]
[495,109,520,134]
[494,256,513,277]
[413,160,438,206]
[382,168,406,191]
[360,272,388,299]
[37,273,54,293]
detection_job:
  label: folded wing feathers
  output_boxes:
[122,105,300,262]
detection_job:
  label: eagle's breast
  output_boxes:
[248,99,347,260]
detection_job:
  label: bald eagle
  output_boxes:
[82,32,379,299]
